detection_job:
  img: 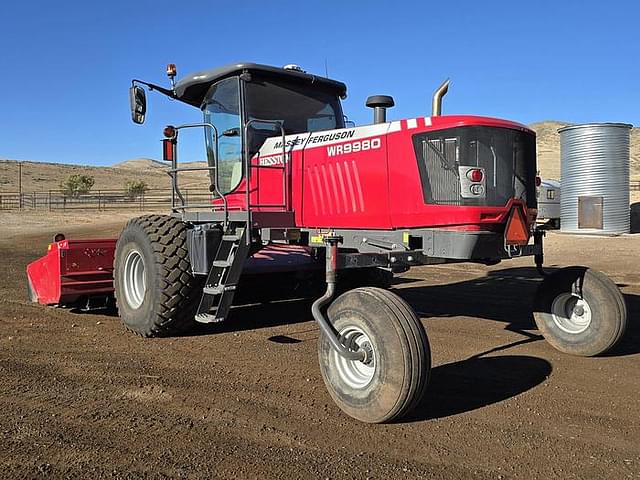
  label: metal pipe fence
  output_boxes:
[1,182,638,212]
[0,189,214,211]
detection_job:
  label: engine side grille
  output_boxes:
[413,126,537,208]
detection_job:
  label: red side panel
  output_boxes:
[27,239,116,305]
[301,124,392,229]
[386,116,533,229]
[385,118,512,229]
[26,243,62,304]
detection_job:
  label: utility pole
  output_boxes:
[18,161,23,209]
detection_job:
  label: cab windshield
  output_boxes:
[203,76,344,195]
[245,77,344,134]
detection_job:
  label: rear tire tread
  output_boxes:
[115,214,202,337]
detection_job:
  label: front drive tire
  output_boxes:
[533,267,627,356]
[318,287,431,423]
[114,215,203,337]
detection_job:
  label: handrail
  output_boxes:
[173,122,228,226]
[166,166,217,173]
[243,119,287,243]
[160,120,293,232]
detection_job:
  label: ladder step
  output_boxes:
[212,260,232,268]
[203,284,237,295]
[195,312,225,324]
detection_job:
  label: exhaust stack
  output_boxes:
[431,79,450,116]
[366,95,395,124]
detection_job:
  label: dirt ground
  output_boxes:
[0,212,638,479]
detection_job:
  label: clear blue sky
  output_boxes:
[1,0,638,166]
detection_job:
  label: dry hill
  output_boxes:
[0,158,209,192]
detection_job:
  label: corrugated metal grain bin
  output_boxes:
[559,123,631,234]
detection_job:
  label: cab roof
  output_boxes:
[174,62,348,107]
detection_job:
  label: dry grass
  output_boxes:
[0,158,209,193]
[0,210,163,243]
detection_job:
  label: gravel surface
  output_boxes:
[1,215,638,479]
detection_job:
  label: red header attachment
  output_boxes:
[505,207,529,246]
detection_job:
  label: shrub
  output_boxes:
[60,174,95,197]
[125,179,148,199]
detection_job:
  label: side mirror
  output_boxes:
[129,85,146,124]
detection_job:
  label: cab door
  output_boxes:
[203,77,243,195]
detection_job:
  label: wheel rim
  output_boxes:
[123,249,146,309]
[333,326,376,389]
[551,293,592,334]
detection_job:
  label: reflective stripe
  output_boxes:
[389,121,402,132]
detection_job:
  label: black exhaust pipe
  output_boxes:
[366,95,395,124]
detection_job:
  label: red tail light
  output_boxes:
[467,169,484,182]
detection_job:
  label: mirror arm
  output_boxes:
[131,79,176,99]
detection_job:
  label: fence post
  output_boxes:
[49,190,52,212]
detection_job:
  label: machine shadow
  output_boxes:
[630,202,640,233]
[395,266,546,331]
[184,297,317,337]
[405,352,553,422]
[84,264,639,356]
[604,289,640,357]
[394,266,640,357]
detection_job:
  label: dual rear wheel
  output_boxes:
[114,215,203,337]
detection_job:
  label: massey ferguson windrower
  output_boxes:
[27,63,627,423]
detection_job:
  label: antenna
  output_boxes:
[324,58,329,78]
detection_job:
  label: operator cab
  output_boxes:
[197,69,345,194]
[132,63,347,195]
